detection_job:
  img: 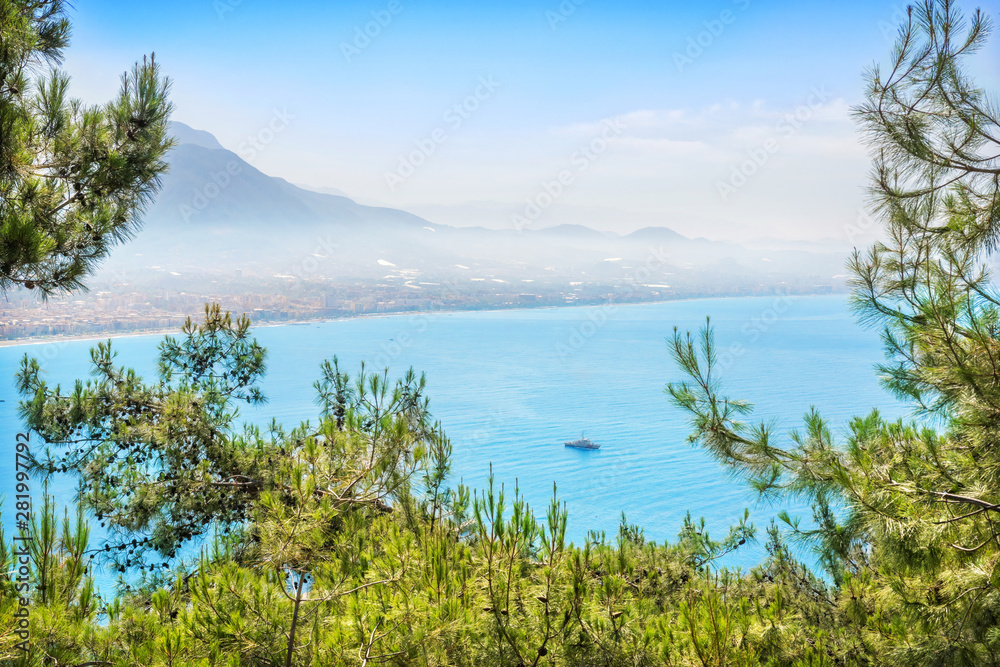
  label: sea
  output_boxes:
[0,294,909,590]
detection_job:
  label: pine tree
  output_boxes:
[15,1,1000,664]
[0,0,173,296]
[11,304,860,665]
[667,1,1000,663]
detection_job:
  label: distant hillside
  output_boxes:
[98,123,849,290]
[148,123,428,231]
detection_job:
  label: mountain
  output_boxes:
[147,124,427,231]
[294,183,352,198]
[97,123,848,290]
[625,227,689,244]
[168,122,225,151]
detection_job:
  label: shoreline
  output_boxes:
[0,291,845,349]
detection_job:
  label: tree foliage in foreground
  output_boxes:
[668,1,1000,663]
[3,0,1000,665]
[6,307,868,666]
[0,0,173,296]
[4,304,853,667]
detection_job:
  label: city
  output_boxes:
[0,272,836,341]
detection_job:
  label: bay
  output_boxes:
[0,294,906,588]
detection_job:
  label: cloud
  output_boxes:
[521,97,870,242]
[599,97,859,157]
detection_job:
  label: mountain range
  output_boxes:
[96,122,848,291]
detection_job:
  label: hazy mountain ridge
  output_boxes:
[97,123,848,289]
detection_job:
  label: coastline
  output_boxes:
[0,291,843,349]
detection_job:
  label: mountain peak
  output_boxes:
[626,226,687,242]
[169,121,225,151]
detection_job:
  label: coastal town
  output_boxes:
[0,274,836,342]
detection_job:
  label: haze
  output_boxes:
[62,0,1000,245]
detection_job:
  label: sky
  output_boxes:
[61,0,1000,243]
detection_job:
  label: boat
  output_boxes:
[565,435,600,450]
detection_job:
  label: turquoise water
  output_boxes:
[0,294,906,586]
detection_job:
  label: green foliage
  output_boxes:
[5,1,1000,664]
[0,0,173,295]
[666,2,1000,664]
[16,305,270,569]
[3,307,852,666]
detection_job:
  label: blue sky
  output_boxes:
[63,0,1000,242]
